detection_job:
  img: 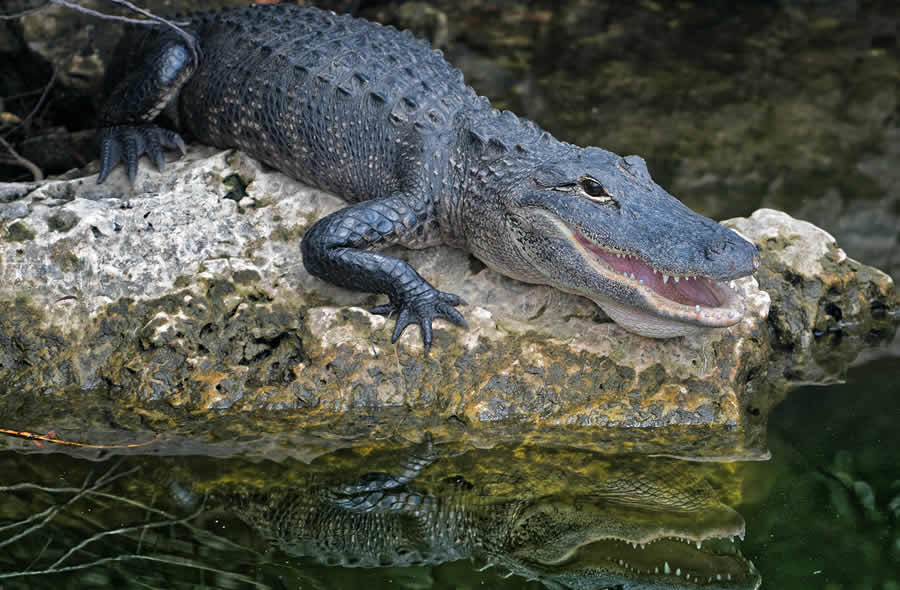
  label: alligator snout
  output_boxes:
[704,234,760,276]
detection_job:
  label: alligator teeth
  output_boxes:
[673,276,680,283]
[696,540,702,549]
[629,273,636,280]
[664,562,671,575]
[676,568,681,577]
[662,274,669,283]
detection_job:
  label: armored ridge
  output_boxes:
[96,4,759,349]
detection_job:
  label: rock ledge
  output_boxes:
[0,148,895,459]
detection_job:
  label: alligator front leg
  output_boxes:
[329,433,439,513]
[96,29,198,183]
[301,194,467,352]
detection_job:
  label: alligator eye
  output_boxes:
[580,177,611,200]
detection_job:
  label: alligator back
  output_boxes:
[231,490,469,568]
[179,5,474,201]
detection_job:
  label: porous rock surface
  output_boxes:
[0,147,895,459]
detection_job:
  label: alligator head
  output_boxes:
[487,145,760,338]
[493,492,761,590]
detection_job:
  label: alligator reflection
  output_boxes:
[0,439,761,589]
[226,436,761,590]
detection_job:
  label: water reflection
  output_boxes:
[0,439,760,589]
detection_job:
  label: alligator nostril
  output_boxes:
[704,241,728,259]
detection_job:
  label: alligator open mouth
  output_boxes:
[568,230,745,334]
[544,534,761,589]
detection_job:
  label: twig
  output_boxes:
[3,85,53,102]
[1,69,56,138]
[0,459,269,584]
[24,535,55,572]
[0,554,272,587]
[1,1,197,60]
[48,506,204,570]
[89,490,178,521]
[48,0,196,59]
[0,463,139,548]
[2,470,258,555]
[0,428,161,449]
[0,2,50,19]
[1,483,90,494]
[0,135,43,181]
[0,505,58,536]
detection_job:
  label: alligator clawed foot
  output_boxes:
[370,290,468,353]
[97,124,186,184]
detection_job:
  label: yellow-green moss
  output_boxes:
[3,222,35,242]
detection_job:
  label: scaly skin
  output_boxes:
[96,4,760,350]
[222,437,761,589]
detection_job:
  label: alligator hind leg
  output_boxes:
[96,27,198,183]
[301,194,467,352]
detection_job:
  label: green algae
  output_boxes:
[3,221,35,242]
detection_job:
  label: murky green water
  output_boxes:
[1,354,898,589]
[741,355,900,590]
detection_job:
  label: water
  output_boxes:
[0,353,897,589]
[742,355,900,589]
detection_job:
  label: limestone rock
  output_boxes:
[0,148,895,460]
[726,209,898,390]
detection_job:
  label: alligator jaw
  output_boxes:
[539,534,761,590]
[565,226,746,338]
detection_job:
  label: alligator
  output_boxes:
[96,4,760,349]
[222,436,762,589]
